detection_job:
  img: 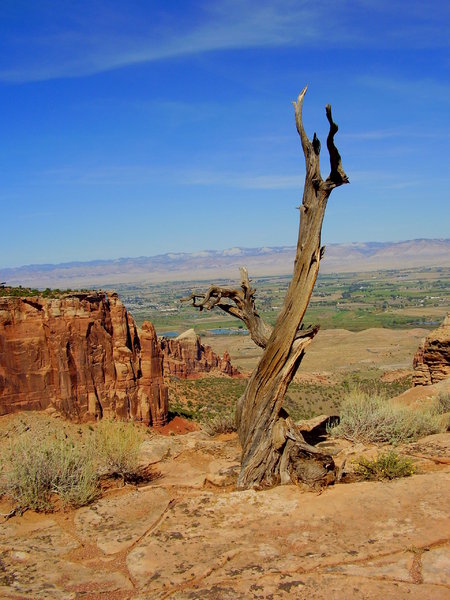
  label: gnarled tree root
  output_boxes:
[237,416,336,490]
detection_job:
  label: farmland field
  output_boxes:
[112,266,449,335]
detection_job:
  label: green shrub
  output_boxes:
[330,388,445,444]
[0,433,98,512]
[354,451,416,480]
[0,286,88,298]
[94,421,145,478]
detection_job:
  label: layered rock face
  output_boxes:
[413,314,450,386]
[0,293,168,425]
[140,321,168,426]
[159,329,241,379]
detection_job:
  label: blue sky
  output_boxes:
[0,0,449,268]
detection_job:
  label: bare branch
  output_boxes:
[181,285,242,311]
[325,104,349,187]
[181,268,273,349]
[294,324,319,342]
[1,507,20,520]
[293,90,348,196]
[239,267,255,298]
[293,85,323,199]
[292,85,310,157]
[214,302,244,320]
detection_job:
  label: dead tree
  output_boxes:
[184,86,349,489]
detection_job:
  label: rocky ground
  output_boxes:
[1,426,449,599]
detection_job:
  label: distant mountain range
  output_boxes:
[2,239,449,288]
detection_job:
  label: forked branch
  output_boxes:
[292,87,349,195]
[181,267,272,349]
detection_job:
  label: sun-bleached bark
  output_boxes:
[184,86,348,489]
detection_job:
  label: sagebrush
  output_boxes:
[0,419,147,512]
[436,391,450,415]
[0,433,98,511]
[329,389,445,444]
[202,411,237,436]
[95,420,146,477]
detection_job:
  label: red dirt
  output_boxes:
[154,415,200,436]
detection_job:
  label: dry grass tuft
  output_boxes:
[202,412,237,436]
[0,417,148,512]
[435,391,450,415]
[0,432,98,512]
[95,420,146,478]
[329,388,445,444]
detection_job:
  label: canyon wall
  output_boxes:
[159,329,241,379]
[0,293,168,425]
[413,314,450,386]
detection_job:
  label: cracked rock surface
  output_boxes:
[0,431,449,599]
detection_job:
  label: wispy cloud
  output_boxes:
[0,0,447,83]
[346,170,449,191]
[359,75,450,103]
[342,128,449,141]
[38,163,446,192]
[341,129,402,141]
[34,163,305,190]
[0,1,321,83]
[181,170,304,189]
[37,165,161,186]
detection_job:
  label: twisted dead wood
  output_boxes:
[184,86,348,489]
[182,267,272,349]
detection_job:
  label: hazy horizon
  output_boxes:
[0,237,448,271]
[2,239,449,290]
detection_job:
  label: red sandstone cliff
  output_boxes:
[0,293,168,425]
[140,321,168,426]
[159,329,241,379]
[413,314,450,386]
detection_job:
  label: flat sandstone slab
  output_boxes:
[75,487,172,554]
[0,513,132,598]
[127,472,450,597]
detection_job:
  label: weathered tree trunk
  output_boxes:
[184,86,348,489]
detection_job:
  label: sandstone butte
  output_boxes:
[0,292,168,425]
[413,313,450,386]
[0,292,241,424]
[159,328,241,379]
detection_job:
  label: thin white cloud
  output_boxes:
[0,1,321,82]
[0,0,447,83]
[34,164,305,190]
[341,129,402,141]
[37,165,161,186]
[359,76,450,102]
[181,170,305,189]
[37,164,440,191]
[342,128,449,141]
